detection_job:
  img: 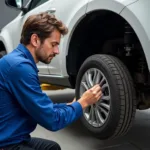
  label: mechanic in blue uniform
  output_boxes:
[0,12,102,150]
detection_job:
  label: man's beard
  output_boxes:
[36,47,55,64]
[40,54,56,64]
[42,55,55,64]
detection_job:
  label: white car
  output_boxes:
[1,0,150,140]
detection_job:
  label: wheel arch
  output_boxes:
[66,6,149,88]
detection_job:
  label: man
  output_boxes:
[0,12,102,150]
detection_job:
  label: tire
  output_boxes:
[0,51,6,58]
[75,54,136,140]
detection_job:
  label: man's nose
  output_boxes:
[54,46,59,54]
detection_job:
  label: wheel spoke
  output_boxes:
[94,70,101,84]
[100,103,110,110]
[95,107,104,124]
[101,83,108,92]
[81,82,89,90]
[100,107,109,118]
[85,71,93,88]
[89,105,95,123]
[99,76,105,86]
[88,73,94,87]
[95,107,100,124]
[93,69,98,84]
[101,95,110,101]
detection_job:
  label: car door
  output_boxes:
[11,0,56,75]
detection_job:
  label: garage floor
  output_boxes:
[31,89,150,150]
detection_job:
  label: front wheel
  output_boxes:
[75,54,136,140]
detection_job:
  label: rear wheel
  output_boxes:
[0,51,6,58]
[75,54,136,139]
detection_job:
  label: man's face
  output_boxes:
[35,29,61,64]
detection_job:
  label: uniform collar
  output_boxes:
[16,43,39,72]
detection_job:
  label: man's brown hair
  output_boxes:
[20,12,68,45]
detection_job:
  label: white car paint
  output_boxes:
[87,0,138,14]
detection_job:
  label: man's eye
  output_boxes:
[52,43,56,47]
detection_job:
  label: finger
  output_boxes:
[94,86,101,93]
[93,91,98,96]
[90,84,99,92]
[92,84,101,91]
[91,87,101,96]
[96,91,102,98]
[97,91,103,97]
[97,95,102,101]
[89,85,101,96]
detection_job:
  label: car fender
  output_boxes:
[60,0,88,76]
[86,0,138,15]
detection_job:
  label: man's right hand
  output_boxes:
[78,84,102,109]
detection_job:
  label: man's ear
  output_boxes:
[31,34,40,47]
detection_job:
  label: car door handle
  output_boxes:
[46,8,56,14]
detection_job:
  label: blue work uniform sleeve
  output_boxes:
[6,62,83,131]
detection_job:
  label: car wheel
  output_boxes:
[0,51,6,58]
[75,54,136,140]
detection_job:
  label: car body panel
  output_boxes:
[86,0,138,14]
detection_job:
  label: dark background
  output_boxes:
[0,0,29,29]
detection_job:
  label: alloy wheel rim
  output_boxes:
[79,68,111,127]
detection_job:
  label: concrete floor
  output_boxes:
[31,89,150,150]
